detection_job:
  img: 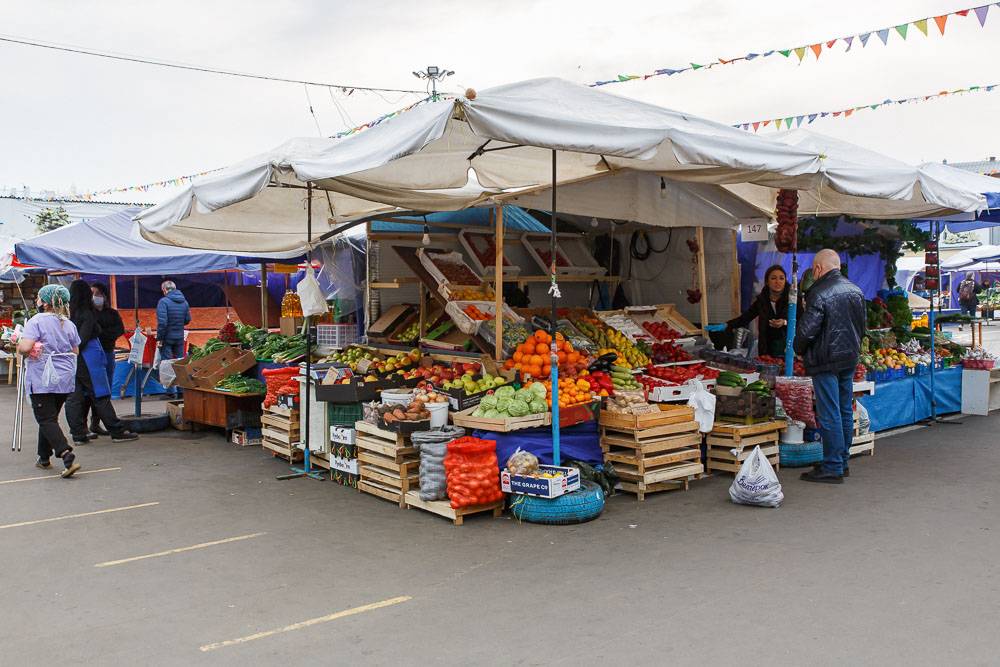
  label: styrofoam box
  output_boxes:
[330,456,359,475]
[330,425,357,445]
[501,465,581,498]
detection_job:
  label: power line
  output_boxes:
[0,33,427,95]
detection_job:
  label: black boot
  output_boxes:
[61,451,81,478]
[800,467,843,484]
[90,418,109,436]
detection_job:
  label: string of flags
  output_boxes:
[329,95,439,139]
[590,3,998,87]
[734,82,998,132]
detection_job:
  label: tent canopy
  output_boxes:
[940,244,1000,270]
[15,208,300,275]
[136,78,1000,253]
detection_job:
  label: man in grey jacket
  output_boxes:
[793,250,866,484]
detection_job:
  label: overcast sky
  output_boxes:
[2,0,997,201]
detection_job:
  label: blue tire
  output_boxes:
[511,480,605,525]
[779,441,823,467]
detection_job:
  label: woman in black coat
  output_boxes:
[727,264,791,358]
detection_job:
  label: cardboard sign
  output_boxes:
[742,221,769,243]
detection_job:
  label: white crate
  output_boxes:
[315,324,359,350]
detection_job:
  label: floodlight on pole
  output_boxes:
[413,65,454,100]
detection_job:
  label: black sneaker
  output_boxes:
[814,463,850,478]
[61,452,80,478]
[72,437,90,446]
[35,458,51,469]
[91,422,109,436]
[112,431,139,442]
[801,468,844,484]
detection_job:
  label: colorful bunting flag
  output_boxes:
[810,44,822,59]
[859,32,872,47]
[974,4,990,26]
[895,24,908,39]
[934,14,949,34]
[876,28,890,45]
[794,46,806,62]
[914,18,929,35]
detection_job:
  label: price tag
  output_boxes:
[741,222,769,243]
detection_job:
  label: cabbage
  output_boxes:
[494,385,516,400]
[495,397,512,414]
[529,382,547,398]
[480,394,498,409]
[472,406,488,417]
[484,409,503,419]
[514,387,534,403]
[528,399,547,414]
[507,399,529,417]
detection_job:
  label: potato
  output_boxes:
[383,413,397,423]
[392,407,407,420]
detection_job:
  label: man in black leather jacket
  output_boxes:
[793,249,866,483]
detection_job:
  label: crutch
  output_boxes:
[11,354,24,452]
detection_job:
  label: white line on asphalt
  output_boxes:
[0,467,122,486]
[199,596,413,652]
[95,532,266,568]
[0,501,159,530]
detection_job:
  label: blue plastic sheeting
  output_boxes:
[15,208,299,275]
[473,420,604,468]
[857,366,962,431]
[371,205,549,234]
[112,360,166,397]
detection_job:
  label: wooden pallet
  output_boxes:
[849,432,876,457]
[706,420,783,474]
[598,404,696,431]
[617,474,702,501]
[404,491,504,525]
[264,404,299,419]
[602,419,704,501]
[262,437,303,463]
[310,450,331,471]
[355,420,420,508]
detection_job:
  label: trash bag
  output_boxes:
[686,380,716,433]
[729,445,784,508]
[565,458,619,498]
[296,266,328,318]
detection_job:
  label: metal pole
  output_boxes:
[928,221,938,420]
[550,150,560,467]
[784,255,799,376]
[134,276,141,417]
[304,183,313,473]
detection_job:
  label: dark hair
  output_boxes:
[92,282,109,297]
[69,279,95,315]
[760,264,789,300]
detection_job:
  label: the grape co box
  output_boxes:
[500,465,580,499]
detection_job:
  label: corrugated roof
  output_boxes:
[370,205,550,233]
[945,158,1000,176]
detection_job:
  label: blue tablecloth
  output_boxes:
[858,366,962,431]
[473,420,604,467]
[112,359,167,397]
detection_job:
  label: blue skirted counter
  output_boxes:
[473,420,604,467]
[858,366,962,432]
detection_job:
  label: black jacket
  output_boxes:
[71,307,102,381]
[96,307,125,352]
[793,270,865,375]
[728,290,789,357]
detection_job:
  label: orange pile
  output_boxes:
[540,377,593,409]
[503,330,586,379]
[463,304,491,321]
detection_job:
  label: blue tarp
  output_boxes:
[473,420,604,468]
[15,208,298,275]
[857,366,962,431]
[371,205,549,233]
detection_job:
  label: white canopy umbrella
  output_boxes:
[941,244,1000,269]
[136,78,1000,254]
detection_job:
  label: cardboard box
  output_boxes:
[173,346,257,390]
[231,427,262,447]
[166,400,191,431]
[330,456,359,475]
[330,425,356,445]
[280,316,304,336]
[501,465,581,498]
[330,442,357,460]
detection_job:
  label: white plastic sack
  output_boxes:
[855,402,870,434]
[127,328,147,365]
[686,380,716,433]
[729,445,784,508]
[159,358,177,388]
[296,266,328,317]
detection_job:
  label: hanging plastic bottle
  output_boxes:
[281,290,302,318]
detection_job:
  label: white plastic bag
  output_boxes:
[159,359,177,388]
[686,380,716,433]
[729,445,784,508]
[296,266,328,317]
[127,328,147,365]
[855,402,870,434]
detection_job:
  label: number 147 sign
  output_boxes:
[741,222,769,242]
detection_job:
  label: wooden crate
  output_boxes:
[598,404,695,431]
[264,403,299,419]
[310,450,331,471]
[849,432,875,457]
[451,406,549,432]
[601,416,704,501]
[262,437,303,463]
[356,420,420,508]
[404,491,504,525]
[706,420,784,474]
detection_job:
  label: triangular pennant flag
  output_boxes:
[820,112,829,117]
[833,111,842,117]
[691,63,703,69]
[956,9,969,16]
[826,39,837,48]
[773,119,782,128]
[895,24,908,39]
[746,53,760,60]
[784,117,794,129]
[778,49,791,57]
[877,28,890,44]
[859,32,871,46]
[844,35,855,51]
[988,86,996,92]
[753,121,761,131]
[914,18,928,35]
[808,114,818,123]
[795,116,805,127]
[974,4,990,26]
[844,109,854,117]
[934,14,948,33]
[762,50,775,56]
[810,44,822,59]
[762,120,771,127]
[794,46,807,62]
[870,104,879,110]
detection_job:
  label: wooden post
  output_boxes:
[109,274,118,309]
[494,206,504,361]
[418,283,426,338]
[364,220,372,337]
[696,226,709,330]
[260,263,269,329]
[730,229,741,317]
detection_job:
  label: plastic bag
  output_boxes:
[444,436,503,509]
[296,266,328,318]
[729,445,784,508]
[686,380,716,433]
[159,359,177,388]
[127,328,147,365]
[774,376,816,428]
[855,402,870,435]
[506,448,539,476]
[412,427,465,501]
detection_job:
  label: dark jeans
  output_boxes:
[812,367,855,476]
[66,369,125,440]
[160,340,184,397]
[960,302,977,318]
[30,393,72,461]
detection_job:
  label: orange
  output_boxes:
[567,351,580,364]
[528,354,542,366]
[504,359,514,370]
[534,329,547,343]
[543,364,551,375]
[534,343,547,355]
[513,350,523,363]
[557,351,567,364]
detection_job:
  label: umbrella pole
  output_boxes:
[550,150,561,467]
[134,276,141,417]
[784,255,799,376]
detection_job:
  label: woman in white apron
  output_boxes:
[17,284,82,477]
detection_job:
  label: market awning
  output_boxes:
[136,78,1000,253]
[940,244,1000,270]
[15,208,301,275]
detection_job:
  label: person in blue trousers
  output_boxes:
[793,249,866,484]
[156,280,190,399]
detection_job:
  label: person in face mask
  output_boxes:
[90,283,125,435]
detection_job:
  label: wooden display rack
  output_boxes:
[404,491,505,525]
[706,420,784,474]
[600,405,704,501]
[262,404,302,462]
[355,420,420,508]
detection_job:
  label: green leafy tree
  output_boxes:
[33,206,70,234]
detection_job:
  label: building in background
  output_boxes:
[0,187,148,240]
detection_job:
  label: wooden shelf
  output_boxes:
[370,277,421,289]
[483,275,620,285]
